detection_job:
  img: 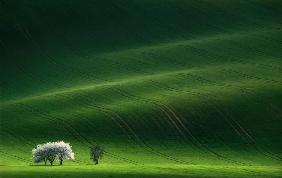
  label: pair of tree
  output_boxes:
[32,141,74,166]
[32,142,104,166]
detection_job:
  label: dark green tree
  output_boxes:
[90,145,104,165]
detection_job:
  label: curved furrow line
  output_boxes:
[180,37,282,75]
[2,53,281,166]
[14,100,143,166]
[163,71,282,161]
[90,104,191,165]
[165,72,282,161]
[140,77,272,164]
[0,128,86,165]
[1,127,35,147]
[3,28,281,105]
[35,81,197,165]
[0,150,31,164]
[112,87,205,151]
[51,90,180,164]
[112,86,251,165]
[143,84,281,176]
[5,61,278,164]
[108,87,275,176]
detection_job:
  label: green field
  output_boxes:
[1,0,282,177]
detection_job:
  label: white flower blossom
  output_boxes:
[32,141,74,166]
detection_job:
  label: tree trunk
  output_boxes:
[59,159,63,166]
[44,159,47,166]
[95,159,98,165]
[49,156,55,166]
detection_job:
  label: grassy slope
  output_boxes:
[1,0,282,177]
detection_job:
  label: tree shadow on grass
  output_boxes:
[30,165,61,167]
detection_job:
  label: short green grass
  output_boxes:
[1,164,282,178]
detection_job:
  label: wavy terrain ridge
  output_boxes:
[0,0,282,177]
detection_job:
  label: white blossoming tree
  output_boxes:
[32,144,49,165]
[32,141,74,166]
[55,141,75,165]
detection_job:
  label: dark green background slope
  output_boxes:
[0,0,282,177]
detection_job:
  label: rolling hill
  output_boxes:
[1,0,282,177]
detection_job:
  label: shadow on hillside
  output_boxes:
[30,165,61,167]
